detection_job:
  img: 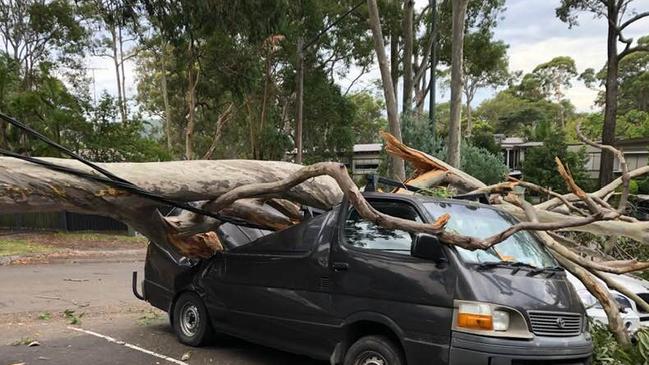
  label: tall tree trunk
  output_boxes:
[447,0,468,168]
[118,25,128,119]
[390,32,399,98]
[464,83,474,137]
[367,0,405,180]
[402,0,414,116]
[465,98,472,137]
[185,45,199,160]
[295,37,304,164]
[160,42,173,152]
[260,51,272,138]
[599,3,619,187]
[110,27,126,124]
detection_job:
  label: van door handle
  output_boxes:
[333,262,349,271]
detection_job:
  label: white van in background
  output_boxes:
[567,273,641,334]
[603,273,649,327]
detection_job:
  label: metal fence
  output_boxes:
[0,211,128,232]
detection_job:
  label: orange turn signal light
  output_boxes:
[457,313,494,331]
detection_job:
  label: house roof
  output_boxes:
[353,143,382,153]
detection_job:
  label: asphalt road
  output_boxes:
[0,261,325,365]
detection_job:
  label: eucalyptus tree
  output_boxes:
[532,56,578,127]
[461,31,509,136]
[557,0,649,187]
[81,0,142,123]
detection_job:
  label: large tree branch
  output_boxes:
[202,103,234,160]
[576,122,630,211]
[535,165,649,211]
[553,252,629,346]
[619,44,649,60]
[619,11,649,31]
[203,161,451,236]
[504,193,630,345]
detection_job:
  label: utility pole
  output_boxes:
[295,37,304,164]
[428,0,437,141]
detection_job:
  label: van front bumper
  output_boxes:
[449,331,593,365]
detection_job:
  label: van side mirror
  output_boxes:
[411,233,447,265]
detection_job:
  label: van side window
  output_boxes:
[344,201,421,254]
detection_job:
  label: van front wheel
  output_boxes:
[343,335,404,365]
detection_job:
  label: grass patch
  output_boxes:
[11,336,37,346]
[63,309,84,325]
[137,310,163,326]
[51,231,146,244]
[0,238,54,257]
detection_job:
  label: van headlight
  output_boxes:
[454,300,532,339]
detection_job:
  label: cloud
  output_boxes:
[490,0,649,112]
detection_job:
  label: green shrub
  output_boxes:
[629,180,640,195]
[401,115,508,185]
[589,321,649,365]
[522,130,589,194]
[637,177,649,195]
[459,143,509,184]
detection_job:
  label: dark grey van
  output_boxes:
[136,192,593,365]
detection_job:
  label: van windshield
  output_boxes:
[424,202,557,269]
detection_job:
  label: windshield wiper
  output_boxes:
[477,261,563,277]
[477,261,536,274]
[541,266,564,278]
[527,265,564,277]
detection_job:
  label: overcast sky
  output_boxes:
[87,0,649,113]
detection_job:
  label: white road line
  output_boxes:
[67,326,189,365]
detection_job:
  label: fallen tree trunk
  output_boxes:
[0,158,342,257]
[1,129,648,345]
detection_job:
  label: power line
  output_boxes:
[303,0,365,50]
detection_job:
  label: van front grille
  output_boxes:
[528,311,582,337]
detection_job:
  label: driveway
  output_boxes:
[0,261,325,365]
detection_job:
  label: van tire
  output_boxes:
[172,292,212,346]
[343,335,404,365]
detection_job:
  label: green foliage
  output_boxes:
[532,56,578,101]
[638,177,649,195]
[302,68,355,164]
[437,0,507,65]
[458,143,509,185]
[618,36,649,114]
[590,322,637,365]
[589,322,649,365]
[416,186,454,198]
[63,309,84,325]
[470,121,501,154]
[568,110,649,141]
[476,90,564,136]
[402,115,508,184]
[629,179,640,195]
[522,129,590,193]
[402,113,440,158]
[348,91,387,144]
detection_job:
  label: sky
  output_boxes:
[86,0,649,113]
